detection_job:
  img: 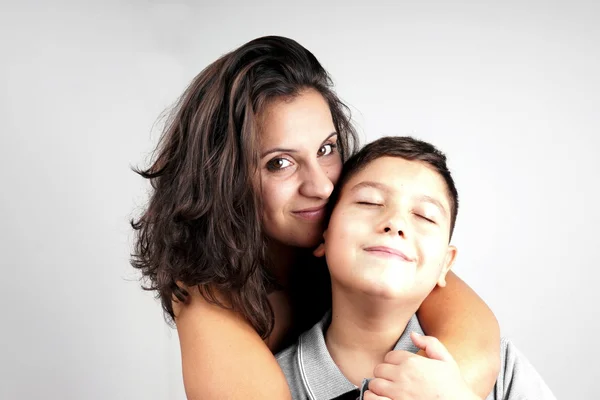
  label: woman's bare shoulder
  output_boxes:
[175,289,292,400]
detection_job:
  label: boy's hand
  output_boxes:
[364,332,480,400]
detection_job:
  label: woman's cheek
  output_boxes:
[327,161,343,186]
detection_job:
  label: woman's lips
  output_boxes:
[292,205,326,221]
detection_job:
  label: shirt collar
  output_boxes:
[297,310,422,400]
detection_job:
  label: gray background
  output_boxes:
[1,1,598,399]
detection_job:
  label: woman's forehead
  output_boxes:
[259,90,334,148]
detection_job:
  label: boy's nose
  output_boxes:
[384,226,404,237]
[381,211,408,237]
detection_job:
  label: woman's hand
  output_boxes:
[364,332,479,400]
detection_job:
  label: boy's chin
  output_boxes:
[343,276,435,304]
[337,277,415,301]
[359,284,414,301]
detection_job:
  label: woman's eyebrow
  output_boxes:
[321,132,338,143]
[261,147,297,158]
[260,132,338,158]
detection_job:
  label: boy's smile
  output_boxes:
[363,245,415,262]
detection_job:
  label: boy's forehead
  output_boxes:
[340,157,451,207]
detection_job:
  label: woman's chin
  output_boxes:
[287,229,324,250]
[294,235,323,250]
[266,229,324,253]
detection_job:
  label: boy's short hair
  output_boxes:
[327,136,459,239]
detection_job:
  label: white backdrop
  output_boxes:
[1,1,598,399]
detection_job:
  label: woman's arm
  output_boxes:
[175,290,292,400]
[416,271,501,399]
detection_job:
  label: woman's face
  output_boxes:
[258,89,342,249]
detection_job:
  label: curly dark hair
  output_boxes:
[131,36,359,338]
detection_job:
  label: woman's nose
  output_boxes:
[299,164,334,199]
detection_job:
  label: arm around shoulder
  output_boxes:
[175,291,292,400]
[417,271,501,399]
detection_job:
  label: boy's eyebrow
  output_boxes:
[260,132,338,158]
[416,195,449,217]
[349,181,392,194]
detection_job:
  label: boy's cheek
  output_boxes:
[325,222,362,262]
[332,221,366,246]
[421,235,449,254]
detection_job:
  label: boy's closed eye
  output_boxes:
[357,201,383,206]
[413,204,445,225]
[353,190,385,207]
[414,213,437,224]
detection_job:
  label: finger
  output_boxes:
[373,362,400,381]
[367,377,396,398]
[383,349,414,365]
[363,389,392,400]
[410,331,454,362]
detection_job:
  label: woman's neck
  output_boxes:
[265,240,332,349]
[266,240,303,289]
[264,241,310,352]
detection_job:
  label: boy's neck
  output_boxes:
[325,284,420,387]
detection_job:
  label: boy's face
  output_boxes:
[317,156,457,302]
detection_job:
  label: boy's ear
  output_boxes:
[436,245,457,287]
[313,242,325,258]
[313,229,328,258]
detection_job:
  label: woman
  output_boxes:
[132,36,500,399]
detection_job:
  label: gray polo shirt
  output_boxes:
[276,311,556,400]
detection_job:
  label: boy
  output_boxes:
[276,136,555,400]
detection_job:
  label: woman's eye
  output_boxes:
[317,143,337,157]
[266,158,293,171]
